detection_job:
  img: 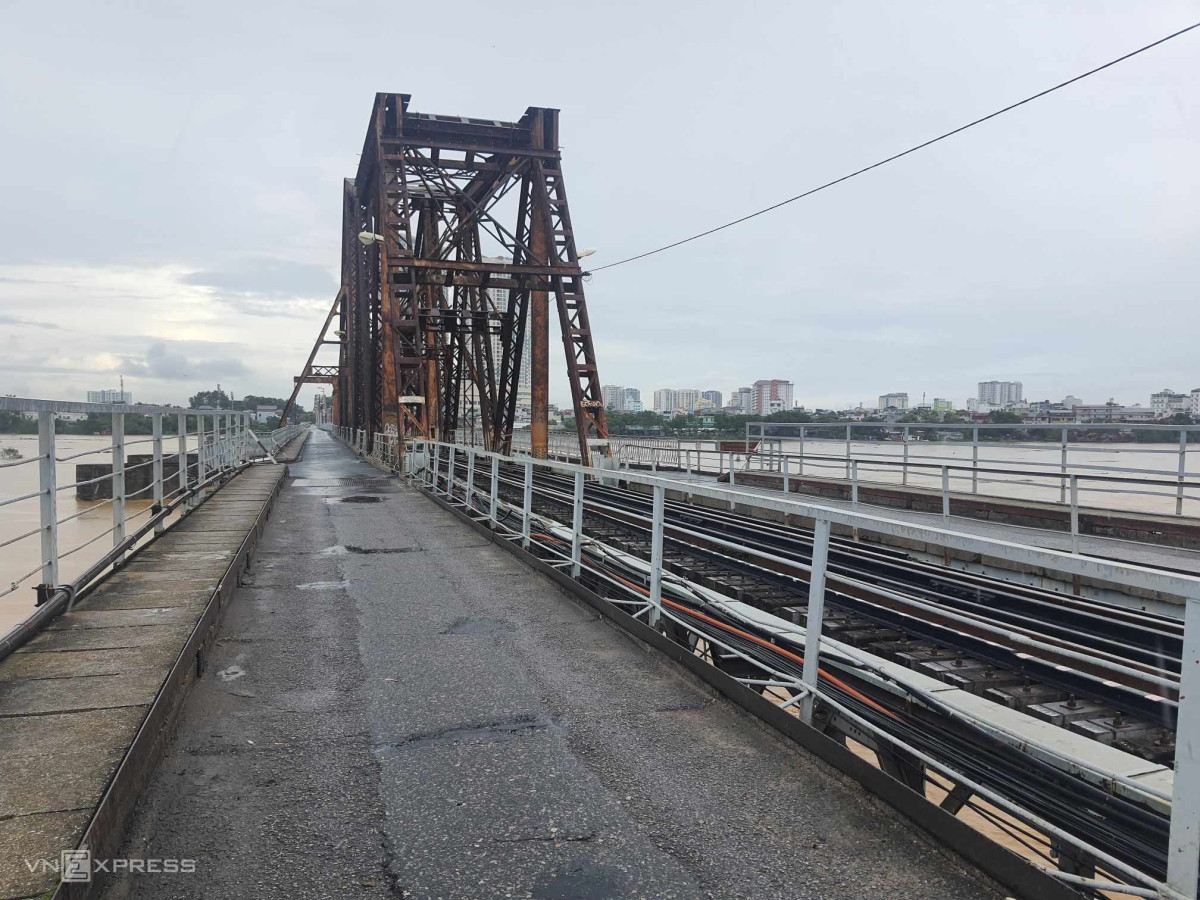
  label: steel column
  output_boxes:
[800,518,832,724]
[648,483,665,628]
[570,470,584,577]
[1167,597,1200,898]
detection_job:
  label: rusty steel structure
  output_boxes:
[285,93,609,464]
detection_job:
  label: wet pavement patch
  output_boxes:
[345,545,421,555]
[338,495,386,504]
[443,617,509,635]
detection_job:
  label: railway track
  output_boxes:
[450,458,1180,764]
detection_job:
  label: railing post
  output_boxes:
[1070,474,1080,554]
[685,448,692,475]
[744,421,749,454]
[649,483,665,628]
[798,426,805,476]
[465,448,476,508]
[571,470,584,578]
[1060,427,1069,504]
[941,465,950,520]
[841,425,849,479]
[1177,429,1188,516]
[37,411,58,587]
[196,414,207,495]
[112,411,126,551]
[971,426,980,494]
[800,518,832,724]
[783,455,790,494]
[851,460,859,507]
[431,444,441,492]
[152,413,164,535]
[902,426,910,485]
[1167,597,1200,898]
[489,455,499,524]
[522,459,533,548]
[447,446,457,498]
[177,412,188,498]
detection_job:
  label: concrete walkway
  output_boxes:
[0,463,285,899]
[108,429,1002,899]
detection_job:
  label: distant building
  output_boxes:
[1062,395,1083,409]
[701,390,722,409]
[601,385,641,411]
[733,387,753,414]
[484,256,531,411]
[626,399,643,413]
[674,389,701,414]
[977,381,1023,407]
[1151,389,1188,418]
[87,389,133,404]
[255,406,282,423]
[878,392,909,411]
[932,398,954,413]
[653,389,677,413]
[1074,403,1157,423]
[1191,389,1200,418]
[752,380,793,416]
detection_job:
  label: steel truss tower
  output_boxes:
[286,93,609,464]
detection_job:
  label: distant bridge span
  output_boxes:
[283,93,609,465]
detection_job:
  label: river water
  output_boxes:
[0,433,202,634]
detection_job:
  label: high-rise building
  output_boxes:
[751,380,793,415]
[653,388,677,413]
[733,387,753,413]
[483,257,532,411]
[701,390,722,409]
[674,389,701,413]
[601,386,641,411]
[878,392,909,410]
[87,389,133,404]
[977,381,1023,407]
[932,398,953,412]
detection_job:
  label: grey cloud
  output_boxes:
[182,258,336,318]
[0,313,63,330]
[182,258,336,298]
[118,342,249,380]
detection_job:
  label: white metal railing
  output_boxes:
[0,396,272,624]
[744,420,1200,519]
[400,437,1200,900]
[500,434,1200,541]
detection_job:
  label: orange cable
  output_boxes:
[529,532,898,720]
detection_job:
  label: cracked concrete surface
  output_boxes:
[108,430,1004,900]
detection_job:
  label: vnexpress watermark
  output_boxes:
[23,850,197,883]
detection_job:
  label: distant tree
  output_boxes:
[188,389,231,409]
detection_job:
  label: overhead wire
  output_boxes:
[590,22,1200,273]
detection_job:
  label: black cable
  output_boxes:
[590,22,1200,273]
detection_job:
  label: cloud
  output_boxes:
[117,341,249,380]
[181,257,336,317]
[0,313,63,330]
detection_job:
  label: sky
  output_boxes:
[1,1,1197,412]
